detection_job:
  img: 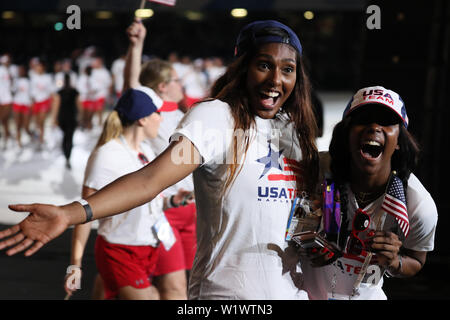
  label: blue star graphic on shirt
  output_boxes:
[256,141,284,179]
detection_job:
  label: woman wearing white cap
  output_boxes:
[1,19,320,300]
[297,86,438,300]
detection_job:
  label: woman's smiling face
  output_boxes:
[348,105,401,177]
[246,42,298,119]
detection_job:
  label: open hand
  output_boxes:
[0,203,70,256]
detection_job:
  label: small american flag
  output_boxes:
[149,0,176,6]
[381,174,409,238]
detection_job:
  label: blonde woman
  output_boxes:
[63,86,191,300]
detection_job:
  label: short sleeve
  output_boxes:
[83,147,122,190]
[403,174,438,252]
[170,100,234,165]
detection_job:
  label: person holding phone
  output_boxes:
[298,86,438,300]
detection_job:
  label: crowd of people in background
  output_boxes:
[0,49,227,154]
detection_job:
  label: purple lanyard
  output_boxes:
[323,180,341,235]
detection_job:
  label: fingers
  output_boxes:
[367,231,402,267]
[0,230,25,250]
[368,231,402,252]
[8,204,34,212]
[5,237,33,256]
[25,241,45,257]
[0,224,21,241]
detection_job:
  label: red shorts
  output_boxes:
[82,100,95,111]
[95,235,160,299]
[92,97,105,111]
[13,103,31,114]
[32,98,51,114]
[154,202,197,276]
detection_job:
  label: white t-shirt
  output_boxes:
[183,70,208,99]
[76,73,94,102]
[111,58,125,94]
[0,65,12,105]
[171,100,308,300]
[12,77,31,106]
[30,73,54,103]
[83,139,164,246]
[90,67,111,100]
[301,173,438,300]
[147,106,194,196]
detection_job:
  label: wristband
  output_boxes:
[75,199,93,224]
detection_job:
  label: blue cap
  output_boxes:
[114,87,159,122]
[234,20,302,57]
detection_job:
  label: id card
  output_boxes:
[152,214,176,251]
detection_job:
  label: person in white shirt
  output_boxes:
[90,57,112,127]
[62,86,192,300]
[0,19,320,300]
[298,86,438,300]
[0,55,13,148]
[136,58,196,299]
[76,66,95,130]
[182,58,208,109]
[12,65,32,147]
[111,55,126,97]
[30,60,55,147]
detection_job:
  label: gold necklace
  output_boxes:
[354,190,383,207]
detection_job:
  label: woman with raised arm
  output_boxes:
[0,20,319,300]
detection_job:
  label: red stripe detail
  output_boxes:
[382,201,408,220]
[283,158,301,167]
[267,174,297,181]
[385,194,407,212]
[158,101,178,112]
[283,166,303,174]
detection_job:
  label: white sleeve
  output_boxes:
[403,173,438,252]
[170,100,234,165]
[83,148,121,191]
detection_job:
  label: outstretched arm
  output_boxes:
[0,136,200,256]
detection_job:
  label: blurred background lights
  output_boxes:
[135,8,154,18]
[304,11,314,20]
[2,11,15,19]
[185,10,204,21]
[231,8,247,18]
[54,21,64,31]
[96,11,113,19]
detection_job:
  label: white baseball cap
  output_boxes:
[343,86,409,127]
